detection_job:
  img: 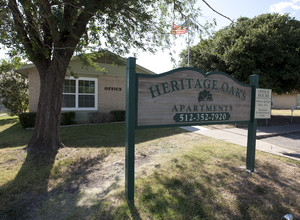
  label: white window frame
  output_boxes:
[62,77,98,111]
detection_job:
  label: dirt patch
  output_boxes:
[2,126,299,220]
[28,133,195,219]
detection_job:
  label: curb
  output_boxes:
[256,130,300,139]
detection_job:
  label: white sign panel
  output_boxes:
[255,89,272,119]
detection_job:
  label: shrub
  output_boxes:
[88,112,110,123]
[110,110,125,122]
[0,59,28,116]
[61,112,76,125]
[19,112,36,128]
[19,112,76,128]
[0,71,28,116]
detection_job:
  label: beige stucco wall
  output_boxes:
[272,94,297,109]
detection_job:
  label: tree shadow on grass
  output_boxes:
[105,155,300,220]
[60,123,186,148]
[1,126,299,219]
[128,203,142,220]
[0,121,188,218]
[221,161,299,220]
[0,151,57,220]
[0,122,186,149]
[25,152,120,219]
[0,117,19,126]
[0,125,187,219]
[0,150,117,220]
[0,122,32,149]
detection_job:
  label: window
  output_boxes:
[62,77,97,110]
[62,80,76,108]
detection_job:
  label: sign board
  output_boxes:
[254,88,272,119]
[125,58,262,203]
[137,69,252,127]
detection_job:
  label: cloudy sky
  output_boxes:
[137,0,300,73]
[1,1,300,73]
[270,0,300,14]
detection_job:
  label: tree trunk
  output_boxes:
[27,60,68,154]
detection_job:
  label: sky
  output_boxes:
[135,0,300,73]
[1,0,300,73]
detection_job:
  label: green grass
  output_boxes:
[272,109,300,116]
[0,115,31,148]
[107,140,300,220]
[0,115,299,219]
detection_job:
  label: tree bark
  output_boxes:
[27,59,68,154]
[16,1,95,155]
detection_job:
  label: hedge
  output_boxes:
[19,112,76,128]
[60,112,76,125]
[110,110,125,122]
[19,112,36,128]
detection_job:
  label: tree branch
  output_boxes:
[21,1,43,44]
[39,0,61,38]
[202,0,234,23]
[57,1,102,59]
[39,0,55,59]
[8,0,35,59]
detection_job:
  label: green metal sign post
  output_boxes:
[246,75,259,172]
[125,57,136,202]
[125,57,264,203]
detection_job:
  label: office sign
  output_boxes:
[137,69,252,127]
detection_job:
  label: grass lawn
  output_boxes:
[0,115,299,219]
[272,109,300,116]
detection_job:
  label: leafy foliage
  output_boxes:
[180,13,300,94]
[19,112,76,128]
[0,0,204,152]
[19,112,36,128]
[0,59,28,116]
[60,112,76,125]
[110,110,125,122]
[0,0,203,62]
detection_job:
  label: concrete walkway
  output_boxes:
[182,124,300,161]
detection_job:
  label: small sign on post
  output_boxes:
[255,88,272,119]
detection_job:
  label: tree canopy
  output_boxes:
[0,0,201,61]
[0,58,28,115]
[0,0,202,154]
[180,13,300,94]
